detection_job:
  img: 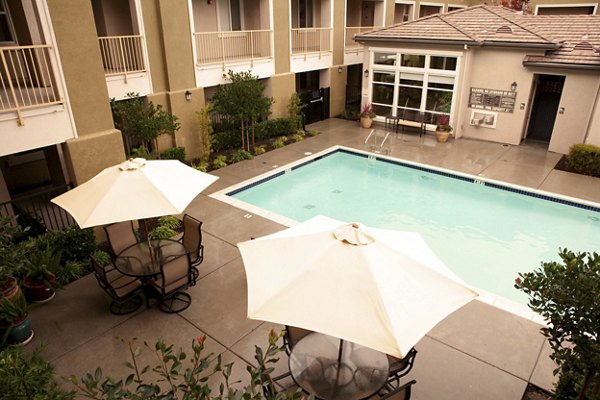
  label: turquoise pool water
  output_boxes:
[229,149,600,304]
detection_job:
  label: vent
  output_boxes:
[496,25,513,34]
[573,41,594,51]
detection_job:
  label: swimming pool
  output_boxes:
[213,147,600,309]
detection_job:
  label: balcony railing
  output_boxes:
[98,35,146,82]
[194,30,272,67]
[345,26,380,50]
[291,27,332,56]
[0,45,62,126]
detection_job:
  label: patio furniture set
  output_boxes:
[92,214,204,314]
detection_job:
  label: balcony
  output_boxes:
[194,29,272,67]
[0,45,63,126]
[344,26,380,65]
[290,27,333,72]
[98,35,151,100]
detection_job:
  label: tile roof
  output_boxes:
[355,5,600,69]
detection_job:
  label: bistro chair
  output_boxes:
[284,325,313,355]
[104,221,138,257]
[377,380,416,399]
[180,214,204,278]
[150,253,195,313]
[91,256,144,315]
[383,348,418,392]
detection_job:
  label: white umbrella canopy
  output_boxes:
[51,158,218,228]
[238,215,478,359]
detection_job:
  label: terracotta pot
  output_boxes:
[360,116,373,129]
[22,276,56,303]
[436,129,450,143]
[1,277,19,299]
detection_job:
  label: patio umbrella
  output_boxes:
[238,215,478,359]
[51,158,218,228]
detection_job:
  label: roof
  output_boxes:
[355,5,600,69]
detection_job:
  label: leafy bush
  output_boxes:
[230,149,253,163]
[212,129,242,151]
[288,92,305,131]
[36,225,96,267]
[160,146,186,162]
[197,105,213,162]
[271,136,287,149]
[212,155,228,169]
[292,133,304,142]
[253,145,266,156]
[130,145,156,160]
[566,144,600,177]
[148,216,181,240]
[0,346,75,400]
[69,331,307,400]
[339,108,359,120]
[192,161,208,172]
[254,118,295,141]
[306,129,320,137]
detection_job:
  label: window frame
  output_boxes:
[0,0,17,46]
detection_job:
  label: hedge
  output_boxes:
[566,144,600,177]
[212,118,296,151]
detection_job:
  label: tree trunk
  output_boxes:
[154,138,160,159]
[251,118,255,149]
[240,119,245,151]
[578,369,596,400]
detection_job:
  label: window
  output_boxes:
[394,3,414,23]
[374,52,396,66]
[536,5,595,15]
[430,56,457,71]
[419,4,442,17]
[218,0,243,31]
[0,0,16,44]
[372,71,395,116]
[299,0,314,28]
[401,54,425,68]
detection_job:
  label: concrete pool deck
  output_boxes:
[30,118,600,399]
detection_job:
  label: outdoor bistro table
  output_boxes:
[289,332,389,400]
[115,238,188,278]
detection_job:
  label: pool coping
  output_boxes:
[210,145,600,325]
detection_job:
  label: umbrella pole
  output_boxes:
[143,219,155,264]
[337,338,344,363]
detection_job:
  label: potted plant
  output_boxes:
[21,243,61,303]
[0,288,33,346]
[435,115,453,143]
[360,103,376,129]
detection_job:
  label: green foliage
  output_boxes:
[192,161,209,172]
[254,118,295,141]
[212,70,274,151]
[291,133,304,142]
[148,216,181,240]
[36,225,96,266]
[21,242,62,282]
[130,145,156,160]
[361,103,376,118]
[212,129,241,151]
[91,250,111,267]
[0,289,28,324]
[212,155,228,169]
[56,261,86,287]
[159,146,186,162]
[566,144,600,177]
[287,92,305,132]
[0,346,75,400]
[0,216,29,282]
[197,105,213,163]
[516,249,600,399]
[339,108,359,120]
[69,332,309,400]
[253,145,266,156]
[111,92,180,150]
[271,136,287,149]
[230,149,254,163]
[306,129,320,137]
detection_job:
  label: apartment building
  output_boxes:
[1,0,598,224]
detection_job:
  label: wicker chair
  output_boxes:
[104,221,138,257]
[91,257,143,315]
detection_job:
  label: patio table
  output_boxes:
[289,332,389,400]
[115,238,188,278]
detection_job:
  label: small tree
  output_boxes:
[287,92,305,132]
[196,104,213,163]
[111,92,180,157]
[515,249,600,400]
[212,71,274,152]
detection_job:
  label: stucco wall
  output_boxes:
[265,73,295,118]
[547,70,600,153]
[273,0,291,73]
[460,47,539,145]
[193,0,218,31]
[332,0,345,65]
[586,91,600,146]
[47,0,114,136]
[330,66,346,117]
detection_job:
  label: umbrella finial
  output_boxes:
[119,158,146,171]
[334,223,374,246]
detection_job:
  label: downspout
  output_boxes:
[455,44,471,140]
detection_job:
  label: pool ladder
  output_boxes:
[364,129,392,155]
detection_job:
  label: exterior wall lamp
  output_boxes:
[511,82,517,92]
[185,90,192,101]
[338,66,343,74]
[364,69,369,78]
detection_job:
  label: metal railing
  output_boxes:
[98,35,146,82]
[0,184,75,231]
[194,30,272,66]
[291,27,332,56]
[345,26,380,50]
[0,44,63,126]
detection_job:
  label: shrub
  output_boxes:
[130,145,156,160]
[292,133,304,142]
[271,136,287,149]
[160,146,186,162]
[212,129,242,151]
[197,105,213,162]
[212,155,228,169]
[254,118,295,141]
[191,161,208,172]
[306,129,320,137]
[566,144,600,177]
[36,225,96,268]
[288,92,305,131]
[230,149,254,163]
[253,145,266,156]
[339,108,359,120]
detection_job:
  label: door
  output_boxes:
[526,75,565,142]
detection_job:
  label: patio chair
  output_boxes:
[180,214,204,279]
[378,380,416,399]
[104,221,138,257]
[150,253,195,313]
[91,256,144,315]
[284,325,313,355]
[383,348,418,392]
